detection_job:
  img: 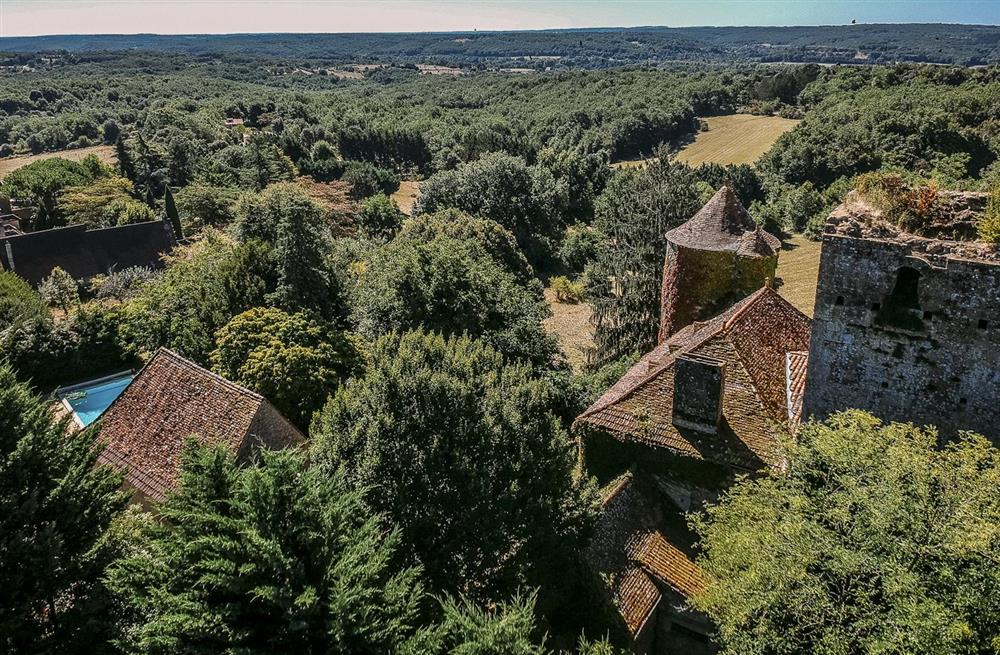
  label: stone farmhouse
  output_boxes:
[96,348,304,502]
[576,184,1000,654]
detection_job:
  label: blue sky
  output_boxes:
[2,1,998,37]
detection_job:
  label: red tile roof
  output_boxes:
[587,472,709,637]
[97,348,304,500]
[665,186,780,256]
[575,287,811,471]
[785,350,809,429]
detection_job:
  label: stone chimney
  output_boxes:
[672,354,725,434]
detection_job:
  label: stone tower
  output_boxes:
[659,186,780,342]
[802,191,1000,442]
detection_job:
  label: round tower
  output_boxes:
[658,186,780,342]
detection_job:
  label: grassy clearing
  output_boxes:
[610,114,799,169]
[543,287,594,371]
[391,180,421,215]
[678,114,799,167]
[776,234,822,317]
[0,144,116,180]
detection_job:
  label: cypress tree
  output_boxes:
[144,184,156,210]
[114,135,135,181]
[163,185,183,239]
[0,363,128,654]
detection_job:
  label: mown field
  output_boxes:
[775,233,822,317]
[611,114,800,169]
[677,114,800,166]
[543,287,594,371]
[0,144,116,180]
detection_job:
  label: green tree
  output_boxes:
[38,266,80,314]
[58,176,148,228]
[691,410,1000,655]
[211,307,359,429]
[233,182,341,319]
[415,151,569,267]
[588,152,700,366]
[356,193,405,239]
[351,225,557,366]
[417,593,548,655]
[108,443,425,655]
[312,331,598,607]
[0,270,47,331]
[120,231,276,364]
[0,363,128,654]
[0,158,100,230]
[174,183,240,234]
[115,135,135,181]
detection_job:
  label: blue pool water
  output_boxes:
[59,374,134,427]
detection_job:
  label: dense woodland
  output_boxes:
[4,23,1000,66]
[2,41,1000,655]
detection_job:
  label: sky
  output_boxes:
[2,0,999,37]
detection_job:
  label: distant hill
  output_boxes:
[2,24,999,67]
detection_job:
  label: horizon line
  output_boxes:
[4,21,998,40]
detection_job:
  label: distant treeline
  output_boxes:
[2,23,1000,67]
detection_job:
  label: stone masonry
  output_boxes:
[802,192,1000,442]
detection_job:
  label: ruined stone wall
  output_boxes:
[659,244,776,343]
[802,234,1000,441]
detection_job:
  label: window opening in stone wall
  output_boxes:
[835,295,845,306]
[875,266,924,332]
[979,319,989,330]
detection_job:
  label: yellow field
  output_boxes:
[0,144,117,180]
[543,287,594,371]
[677,114,799,167]
[610,114,799,169]
[391,180,422,215]
[775,234,822,317]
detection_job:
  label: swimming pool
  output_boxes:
[57,372,134,428]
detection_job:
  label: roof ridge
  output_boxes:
[578,288,778,422]
[154,347,266,403]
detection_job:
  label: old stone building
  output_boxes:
[575,287,812,653]
[802,190,1000,441]
[659,186,780,342]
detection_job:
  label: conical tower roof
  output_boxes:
[665,186,779,255]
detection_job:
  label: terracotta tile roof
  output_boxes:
[587,472,708,637]
[785,351,809,428]
[0,219,175,286]
[575,287,811,471]
[96,348,304,500]
[665,186,780,256]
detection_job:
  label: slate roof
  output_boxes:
[587,472,709,638]
[665,186,780,256]
[0,219,175,286]
[97,348,304,501]
[575,287,811,471]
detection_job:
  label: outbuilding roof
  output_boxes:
[587,472,709,638]
[97,348,304,500]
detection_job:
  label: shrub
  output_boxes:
[550,275,586,303]
[0,270,46,331]
[978,184,1000,244]
[558,225,605,275]
[855,172,942,234]
[38,266,79,313]
[342,161,400,199]
[356,193,405,239]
